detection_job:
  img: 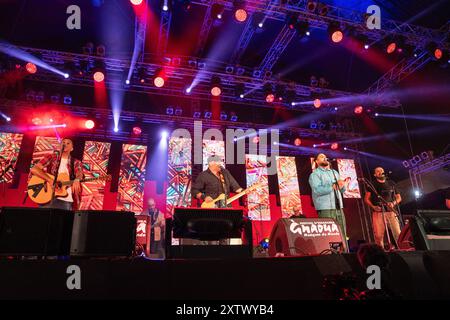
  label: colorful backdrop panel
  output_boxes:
[116,144,147,213]
[166,137,192,216]
[0,132,24,183]
[202,139,225,171]
[31,136,60,169]
[337,159,361,198]
[246,154,270,221]
[276,156,302,218]
[79,141,111,210]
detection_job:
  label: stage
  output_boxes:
[1,251,449,300]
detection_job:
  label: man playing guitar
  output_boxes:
[30,138,83,210]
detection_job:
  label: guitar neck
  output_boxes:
[226,188,253,205]
[61,177,104,186]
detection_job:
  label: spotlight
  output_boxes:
[130,0,143,5]
[233,0,247,22]
[212,3,224,19]
[25,62,37,74]
[414,189,422,199]
[318,3,329,16]
[354,105,364,114]
[259,238,269,249]
[193,109,201,118]
[185,87,192,94]
[285,13,298,30]
[220,112,228,121]
[313,98,321,108]
[32,117,42,125]
[375,112,379,117]
[138,67,147,83]
[114,126,119,133]
[306,1,317,12]
[230,112,238,122]
[166,106,174,115]
[331,143,339,150]
[253,136,259,144]
[210,76,222,97]
[6,117,11,122]
[364,44,369,50]
[263,83,274,103]
[154,76,165,88]
[294,138,302,146]
[204,111,212,119]
[252,12,265,29]
[181,0,192,11]
[239,94,245,99]
[125,79,130,85]
[93,71,105,82]
[161,130,168,139]
[426,42,443,60]
[295,21,310,37]
[386,41,396,54]
[133,126,142,135]
[235,83,245,98]
[328,23,343,43]
[85,120,95,129]
[343,147,348,151]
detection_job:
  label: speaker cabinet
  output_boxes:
[70,210,136,257]
[0,207,73,256]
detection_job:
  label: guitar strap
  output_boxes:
[69,156,75,180]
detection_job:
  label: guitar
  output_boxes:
[27,172,111,205]
[201,182,263,208]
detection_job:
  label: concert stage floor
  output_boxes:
[1,251,449,300]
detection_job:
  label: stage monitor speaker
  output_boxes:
[268,218,345,257]
[0,207,73,256]
[408,210,450,251]
[70,210,136,257]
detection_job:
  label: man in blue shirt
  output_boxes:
[309,153,348,248]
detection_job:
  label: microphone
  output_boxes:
[381,171,392,177]
[326,158,337,162]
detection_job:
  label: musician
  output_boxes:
[290,204,306,218]
[308,153,347,242]
[30,138,83,210]
[192,155,243,208]
[363,167,402,249]
[142,198,165,258]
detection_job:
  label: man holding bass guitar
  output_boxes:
[192,155,243,208]
[30,138,83,210]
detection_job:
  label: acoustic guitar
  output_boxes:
[27,172,111,204]
[200,182,263,208]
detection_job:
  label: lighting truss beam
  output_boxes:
[135,9,147,62]
[195,4,214,56]
[156,10,172,56]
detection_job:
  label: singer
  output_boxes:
[308,153,347,243]
[364,167,402,249]
[29,138,83,210]
[192,155,242,208]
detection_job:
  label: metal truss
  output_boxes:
[409,153,450,197]
[14,46,357,112]
[0,98,362,143]
[135,9,147,62]
[192,0,449,50]
[156,10,172,56]
[195,4,214,56]
[230,16,256,64]
[363,51,431,108]
[258,25,296,78]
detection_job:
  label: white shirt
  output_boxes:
[57,157,73,203]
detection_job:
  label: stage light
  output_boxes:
[235,83,245,99]
[113,126,119,133]
[259,238,269,249]
[294,138,302,146]
[234,137,238,142]
[85,120,95,129]
[375,112,379,117]
[343,147,348,151]
[133,126,142,135]
[161,130,168,139]
[63,95,72,105]
[258,22,264,28]
[233,0,247,22]
[6,117,11,122]
[32,117,42,125]
[130,0,143,5]
[286,13,298,30]
[313,144,317,148]
[125,79,130,85]
[211,86,221,97]
[331,143,339,150]
[313,98,321,108]
[364,44,369,50]
[26,62,37,74]
[166,106,174,115]
[295,21,310,37]
[266,93,275,103]
[204,111,212,119]
[154,76,165,88]
[240,94,245,99]
[386,42,396,54]
[328,23,343,43]
[306,1,317,12]
[138,67,147,83]
[354,105,364,114]
[93,71,105,82]
[220,112,228,121]
[210,76,222,96]
[414,189,422,199]
[212,4,224,19]
[253,136,259,144]
[263,83,274,103]
[185,87,192,94]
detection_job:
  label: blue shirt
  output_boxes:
[309,166,346,211]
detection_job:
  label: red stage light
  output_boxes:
[85,120,95,129]
[294,138,302,146]
[253,136,259,144]
[26,62,37,74]
[331,30,343,43]
[354,105,364,114]
[133,126,142,135]
[130,0,143,5]
[266,93,275,103]
[434,48,443,60]
[211,86,222,97]
[154,76,165,88]
[313,98,321,108]
[235,9,248,22]
[386,42,396,54]
[93,71,105,82]
[331,143,339,150]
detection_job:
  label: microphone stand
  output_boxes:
[360,177,397,250]
[387,177,404,229]
[50,144,65,204]
[328,160,348,252]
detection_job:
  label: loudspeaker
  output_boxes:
[0,207,73,256]
[70,210,136,257]
[409,210,450,250]
[268,218,345,257]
